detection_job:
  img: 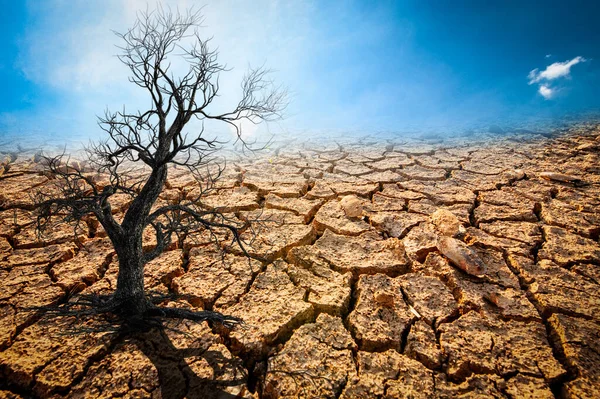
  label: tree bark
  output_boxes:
[113,233,148,315]
[112,165,168,316]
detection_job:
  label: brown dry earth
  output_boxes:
[0,125,600,398]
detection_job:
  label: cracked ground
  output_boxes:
[0,124,599,398]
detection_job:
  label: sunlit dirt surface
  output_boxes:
[1,124,599,398]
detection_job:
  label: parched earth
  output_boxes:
[1,124,600,398]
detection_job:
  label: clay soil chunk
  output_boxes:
[538,225,600,266]
[12,222,86,249]
[243,172,308,198]
[69,319,253,399]
[304,179,337,199]
[540,200,600,238]
[405,319,443,369]
[341,350,435,399]
[407,199,473,224]
[368,192,407,212]
[527,259,600,322]
[422,253,537,319]
[347,273,415,350]
[286,245,352,315]
[505,375,554,399]
[400,180,476,205]
[367,156,414,170]
[438,311,565,382]
[1,265,65,317]
[509,179,556,203]
[0,174,48,209]
[433,374,507,398]
[51,238,115,291]
[326,180,380,197]
[199,186,260,213]
[0,305,16,350]
[173,251,261,310]
[398,164,446,181]
[4,243,75,268]
[430,208,462,237]
[461,160,505,175]
[380,184,425,201]
[402,222,439,262]
[451,169,512,191]
[227,263,313,356]
[312,199,371,236]
[333,160,373,176]
[230,217,316,262]
[264,193,324,223]
[478,221,541,244]
[68,342,159,398]
[370,212,426,238]
[142,249,185,293]
[464,226,533,257]
[548,313,600,398]
[414,154,460,171]
[473,203,537,224]
[483,287,541,322]
[0,209,33,238]
[0,317,113,396]
[361,170,405,183]
[264,314,356,399]
[314,229,410,276]
[399,273,458,326]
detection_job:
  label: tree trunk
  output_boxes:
[112,165,168,316]
[113,234,148,316]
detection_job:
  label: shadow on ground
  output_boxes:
[133,328,248,399]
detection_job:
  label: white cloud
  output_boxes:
[527,56,587,100]
[528,56,586,84]
[538,84,554,99]
[545,54,552,58]
[527,68,539,83]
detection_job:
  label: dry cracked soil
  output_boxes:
[1,124,600,398]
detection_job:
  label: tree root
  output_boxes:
[155,307,242,329]
[30,292,243,333]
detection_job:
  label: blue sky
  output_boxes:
[1,0,599,141]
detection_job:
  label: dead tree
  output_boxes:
[34,7,286,326]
